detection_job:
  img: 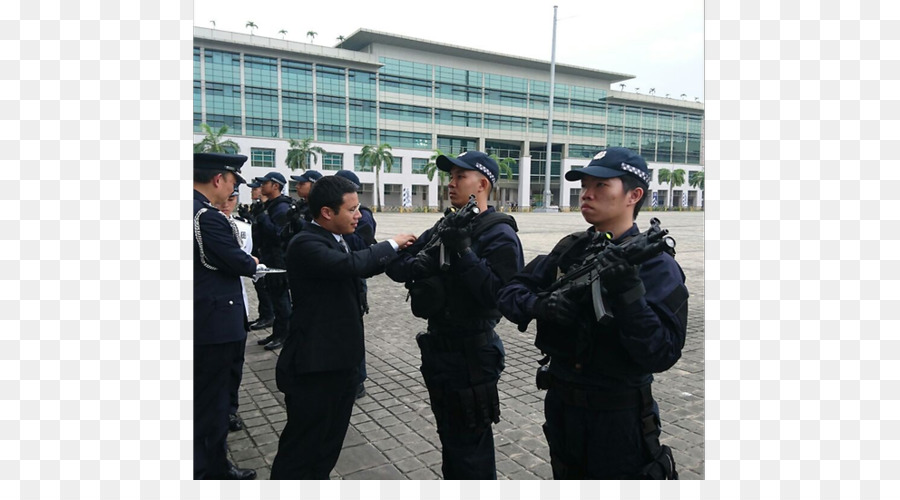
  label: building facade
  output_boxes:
[194,27,704,210]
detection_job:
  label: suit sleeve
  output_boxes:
[293,234,397,279]
[198,210,257,277]
[385,227,436,283]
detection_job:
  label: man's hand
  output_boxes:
[439,225,471,255]
[533,289,581,326]
[392,233,417,250]
[600,246,645,302]
[410,252,437,279]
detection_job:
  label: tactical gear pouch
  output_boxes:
[406,275,445,319]
[444,379,501,431]
[639,444,679,480]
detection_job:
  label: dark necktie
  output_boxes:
[339,237,350,254]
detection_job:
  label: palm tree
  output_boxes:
[665,93,670,98]
[336,35,345,47]
[488,154,515,203]
[688,169,704,191]
[424,149,451,210]
[695,97,699,102]
[619,83,626,92]
[209,20,216,28]
[358,143,394,212]
[306,31,317,43]
[649,88,656,95]
[278,29,288,39]
[658,168,686,210]
[680,93,687,100]
[194,123,240,154]
[245,21,257,35]
[634,87,640,93]
[284,138,326,171]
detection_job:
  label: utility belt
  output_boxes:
[419,329,495,352]
[416,329,501,432]
[537,365,679,480]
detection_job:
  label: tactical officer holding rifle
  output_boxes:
[386,151,524,479]
[497,147,689,480]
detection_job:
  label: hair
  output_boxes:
[620,174,648,220]
[309,175,358,219]
[194,168,228,184]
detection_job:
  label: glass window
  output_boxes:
[348,70,376,100]
[316,65,346,97]
[321,152,343,170]
[435,108,481,127]
[203,49,240,85]
[354,154,371,172]
[380,102,431,123]
[251,148,276,168]
[380,129,432,150]
[484,113,526,132]
[412,158,428,174]
[436,136,476,156]
[568,144,602,159]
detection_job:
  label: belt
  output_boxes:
[426,329,495,352]
[547,373,645,411]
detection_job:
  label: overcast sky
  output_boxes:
[194,0,704,102]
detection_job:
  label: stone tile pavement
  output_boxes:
[226,211,705,480]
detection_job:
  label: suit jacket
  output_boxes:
[193,190,258,345]
[276,223,397,391]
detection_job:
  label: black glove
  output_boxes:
[600,247,645,303]
[439,225,471,255]
[533,289,581,326]
[410,252,438,279]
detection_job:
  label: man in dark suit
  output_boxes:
[193,152,259,480]
[270,175,417,479]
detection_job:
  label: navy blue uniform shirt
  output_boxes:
[498,223,689,388]
[193,190,258,345]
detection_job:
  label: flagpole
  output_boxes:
[540,5,559,212]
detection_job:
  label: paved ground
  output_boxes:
[225,210,705,480]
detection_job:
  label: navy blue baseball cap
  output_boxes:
[436,151,499,186]
[564,147,650,185]
[290,170,323,184]
[247,180,262,188]
[333,169,361,188]
[194,152,248,184]
[254,171,287,187]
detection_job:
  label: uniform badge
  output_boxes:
[593,150,607,160]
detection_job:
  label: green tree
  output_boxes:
[358,143,394,212]
[278,29,288,39]
[284,138,326,171]
[306,31,317,43]
[658,168,686,210]
[245,21,257,35]
[424,149,451,210]
[194,123,240,154]
[336,35,345,47]
[488,154,515,203]
[688,169,704,191]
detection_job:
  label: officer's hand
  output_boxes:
[534,289,580,326]
[439,226,471,255]
[601,247,644,298]
[410,252,437,279]
[392,233,417,250]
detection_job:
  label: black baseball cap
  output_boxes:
[194,153,248,184]
[436,151,499,186]
[564,147,650,185]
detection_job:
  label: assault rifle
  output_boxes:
[517,217,676,332]
[418,194,481,270]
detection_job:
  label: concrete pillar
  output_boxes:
[560,160,573,209]
[518,156,532,209]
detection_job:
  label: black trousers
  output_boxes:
[270,368,359,479]
[265,276,291,341]
[194,339,245,479]
[228,339,246,415]
[253,276,274,321]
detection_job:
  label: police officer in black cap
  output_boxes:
[246,179,275,333]
[193,152,259,480]
[497,147,690,479]
[278,170,323,249]
[334,169,378,399]
[385,150,525,479]
[254,171,293,350]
